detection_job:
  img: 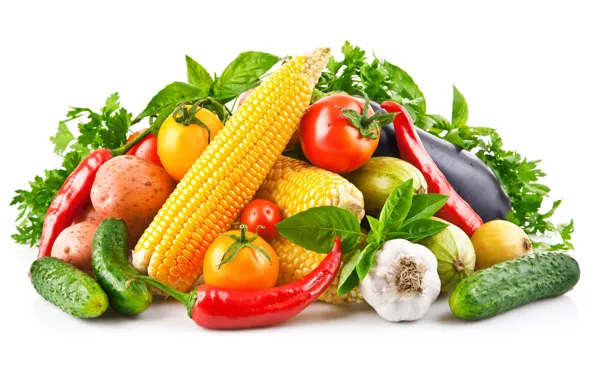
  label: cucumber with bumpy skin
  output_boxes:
[449,253,580,320]
[91,218,152,315]
[30,257,108,318]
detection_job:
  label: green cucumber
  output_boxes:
[30,257,108,318]
[449,253,580,320]
[91,218,152,315]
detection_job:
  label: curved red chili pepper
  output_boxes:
[140,236,343,330]
[381,101,483,236]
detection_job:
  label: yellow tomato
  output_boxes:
[203,226,279,291]
[157,107,224,182]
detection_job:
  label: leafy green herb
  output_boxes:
[337,249,363,296]
[213,51,280,100]
[275,206,363,253]
[314,42,573,250]
[276,180,449,296]
[11,93,133,246]
[185,55,213,95]
[137,52,280,130]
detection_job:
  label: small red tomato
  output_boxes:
[126,129,162,166]
[299,94,379,173]
[239,199,281,241]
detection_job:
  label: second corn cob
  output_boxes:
[132,48,330,292]
[255,155,365,304]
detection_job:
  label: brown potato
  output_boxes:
[51,221,99,273]
[90,156,175,246]
[72,203,103,225]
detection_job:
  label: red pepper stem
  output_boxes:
[137,276,196,316]
[112,128,154,156]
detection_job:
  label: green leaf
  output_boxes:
[378,179,413,230]
[135,82,204,121]
[404,193,449,225]
[400,219,449,241]
[452,85,469,127]
[356,241,381,280]
[366,215,382,235]
[185,55,213,96]
[213,52,280,99]
[383,60,426,113]
[444,129,468,148]
[102,92,120,115]
[50,121,74,155]
[275,206,362,253]
[337,249,363,296]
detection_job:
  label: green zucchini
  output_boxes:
[91,218,152,315]
[449,252,580,320]
[30,257,108,318]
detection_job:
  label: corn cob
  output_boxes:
[132,48,330,292]
[255,155,364,304]
[255,156,365,221]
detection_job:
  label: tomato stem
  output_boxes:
[217,224,272,268]
[338,90,397,140]
[173,100,213,143]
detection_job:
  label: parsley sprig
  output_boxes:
[315,42,573,250]
[11,93,132,246]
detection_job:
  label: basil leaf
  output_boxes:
[135,82,203,122]
[185,55,213,96]
[404,193,449,225]
[213,52,279,99]
[356,241,381,280]
[337,249,363,296]
[452,85,468,127]
[276,206,362,253]
[378,179,413,230]
[400,219,449,241]
[366,215,382,235]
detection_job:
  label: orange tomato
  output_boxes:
[157,106,224,182]
[203,226,279,291]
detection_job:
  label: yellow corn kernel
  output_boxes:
[132,48,330,292]
[255,156,365,221]
[270,235,363,304]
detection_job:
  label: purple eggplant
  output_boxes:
[370,101,511,223]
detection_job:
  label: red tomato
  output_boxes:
[299,94,379,173]
[239,199,281,241]
[126,129,162,166]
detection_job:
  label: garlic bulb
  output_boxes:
[360,239,441,322]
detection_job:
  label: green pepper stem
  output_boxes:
[137,276,195,315]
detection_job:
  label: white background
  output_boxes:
[1,0,594,379]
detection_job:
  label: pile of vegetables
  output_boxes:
[14,43,580,329]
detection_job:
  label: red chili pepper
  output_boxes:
[37,129,154,258]
[380,101,483,236]
[139,237,343,330]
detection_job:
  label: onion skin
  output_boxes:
[471,220,532,270]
